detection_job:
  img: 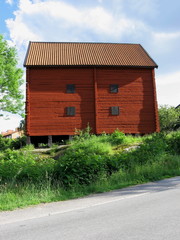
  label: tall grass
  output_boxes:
[1,153,179,211]
[0,130,180,211]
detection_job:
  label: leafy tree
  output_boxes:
[159,105,180,131]
[0,34,24,117]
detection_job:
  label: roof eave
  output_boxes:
[24,64,158,68]
[23,41,31,67]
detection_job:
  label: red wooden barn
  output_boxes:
[24,42,159,143]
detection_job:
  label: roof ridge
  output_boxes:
[29,41,140,45]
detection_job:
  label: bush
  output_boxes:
[1,129,179,189]
[114,133,168,170]
[0,135,27,151]
[0,135,12,151]
[73,124,92,142]
[159,105,180,131]
[0,149,55,183]
[55,150,106,186]
[108,130,126,145]
[166,131,180,154]
[11,136,27,149]
[55,137,113,186]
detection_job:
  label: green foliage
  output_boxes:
[108,130,126,145]
[0,129,180,211]
[56,151,106,186]
[159,105,180,131]
[11,136,27,149]
[1,154,179,211]
[117,133,168,170]
[0,149,55,183]
[166,131,180,154]
[133,133,167,163]
[73,124,92,142]
[0,135,12,150]
[0,135,26,151]
[55,137,113,186]
[0,34,24,116]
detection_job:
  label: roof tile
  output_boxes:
[24,42,158,68]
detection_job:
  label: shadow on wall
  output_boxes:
[96,67,157,134]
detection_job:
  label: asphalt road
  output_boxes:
[0,177,180,240]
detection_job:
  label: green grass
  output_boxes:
[0,154,179,211]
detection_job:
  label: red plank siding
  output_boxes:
[26,67,159,136]
[27,68,95,136]
[95,68,157,134]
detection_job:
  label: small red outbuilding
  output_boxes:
[24,42,159,140]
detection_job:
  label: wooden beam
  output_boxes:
[26,136,31,145]
[48,135,52,147]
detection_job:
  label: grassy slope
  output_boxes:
[0,131,180,211]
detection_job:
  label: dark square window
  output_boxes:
[111,106,119,115]
[67,84,75,93]
[66,107,76,116]
[110,84,119,93]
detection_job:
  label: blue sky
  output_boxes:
[0,0,180,132]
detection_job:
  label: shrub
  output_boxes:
[73,124,92,142]
[136,133,167,162]
[109,130,126,145]
[0,149,55,183]
[0,135,27,151]
[11,136,27,149]
[0,135,12,151]
[114,133,168,170]
[166,131,180,154]
[55,150,107,186]
[55,135,114,186]
[159,105,180,131]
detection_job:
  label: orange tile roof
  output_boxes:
[24,42,158,68]
[1,130,15,137]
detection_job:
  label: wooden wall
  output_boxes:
[26,68,95,136]
[26,67,159,136]
[96,68,159,134]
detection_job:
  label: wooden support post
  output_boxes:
[48,135,52,147]
[26,136,31,145]
[69,135,73,141]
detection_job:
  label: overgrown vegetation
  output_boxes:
[159,105,180,131]
[0,135,27,151]
[0,128,180,210]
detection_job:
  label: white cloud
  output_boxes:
[6,17,41,47]
[0,114,22,132]
[153,31,180,42]
[151,30,180,55]
[153,31,180,47]
[156,71,180,86]
[6,0,146,51]
[156,71,180,106]
[4,0,180,109]
[5,0,14,5]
